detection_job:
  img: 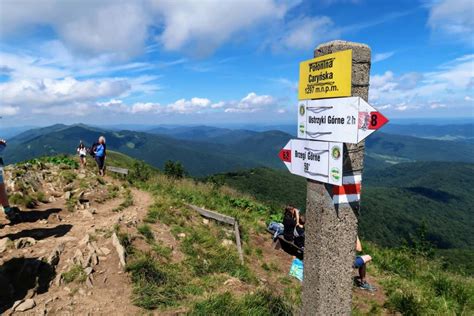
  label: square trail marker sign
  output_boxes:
[298,49,352,100]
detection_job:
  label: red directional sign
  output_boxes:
[278,139,344,185]
[368,111,389,130]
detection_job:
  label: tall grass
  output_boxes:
[189,291,293,316]
[366,243,474,315]
[126,253,185,310]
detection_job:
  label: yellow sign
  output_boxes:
[298,49,352,100]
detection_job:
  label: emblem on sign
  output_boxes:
[331,145,341,160]
[299,104,305,116]
[330,167,341,182]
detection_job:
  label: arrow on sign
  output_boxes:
[278,139,344,185]
[297,97,389,144]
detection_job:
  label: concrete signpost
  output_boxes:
[297,97,388,143]
[278,40,388,315]
[278,139,344,185]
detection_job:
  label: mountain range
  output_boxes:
[3,124,473,176]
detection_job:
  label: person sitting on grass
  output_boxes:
[283,205,300,242]
[354,236,376,291]
[294,215,305,249]
[0,139,21,224]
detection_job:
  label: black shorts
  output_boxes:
[95,156,105,170]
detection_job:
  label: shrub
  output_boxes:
[163,160,186,179]
[62,265,87,284]
[138,224,154,242]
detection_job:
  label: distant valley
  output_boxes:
[4,123,474,176]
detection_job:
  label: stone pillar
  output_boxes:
[301,40,371,315]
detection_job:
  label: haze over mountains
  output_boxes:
[4,123,474,176]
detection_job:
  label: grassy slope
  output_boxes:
[120,158,473,315]
[14,152,472,314]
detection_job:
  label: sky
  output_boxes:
[0,0,473,127]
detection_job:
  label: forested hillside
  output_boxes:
[207,162,474,252]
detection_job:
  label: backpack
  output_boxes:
[88,143,99,157]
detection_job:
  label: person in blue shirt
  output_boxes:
[94,136,107,176]
[0,138,22,223]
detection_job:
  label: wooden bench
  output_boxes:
[107,166,129,175]
[186,204,244,264]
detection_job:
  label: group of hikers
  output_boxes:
[76,136,107,176]
[268,205,376,291]
[0,135,107,224]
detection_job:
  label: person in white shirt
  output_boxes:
[77,141,87,167]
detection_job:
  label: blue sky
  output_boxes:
[0,0,472,127]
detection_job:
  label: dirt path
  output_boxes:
[0,183,155,315]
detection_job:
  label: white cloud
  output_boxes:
[465,96,473,101]
[430,102,447,109]
[225,92,277,113]
[0,1,150,60]
[167,97,212,114]
[272,16,339,51]
[396,105,409,111]
[0,77,130,108]
[152,0,287,55]
[0,105,20,116]
[0,52,69,79]
[0,0,303,58]
[428,0,474,44]
[92,92,279,117]
[373,51,395,63]
[131,102,161,114]
[369,54,474,113]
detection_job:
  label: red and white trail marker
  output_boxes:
[332,173,362,204]
[278,139,344,186]
[297,96,388,144]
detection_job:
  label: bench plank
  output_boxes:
[186,204,235,225]
[107,166,129,175]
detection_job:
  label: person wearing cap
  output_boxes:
[0,139,21,223]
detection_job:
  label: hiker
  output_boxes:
[283,205,300,242]
[354,236,376,291]
[0,139,21,223]
[94,136,107,176]
[294,215,305,249]
[77,141,87,167]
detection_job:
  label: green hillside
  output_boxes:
[366,132,474,163]
[5,125,270,176]
[206,162,474,252]
[206,168,307,211]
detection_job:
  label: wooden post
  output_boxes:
[234,221,244,265]
[301,41,371,315]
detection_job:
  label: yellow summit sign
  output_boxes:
[298,49,352,100]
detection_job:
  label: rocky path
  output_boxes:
[0,176,154,315]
